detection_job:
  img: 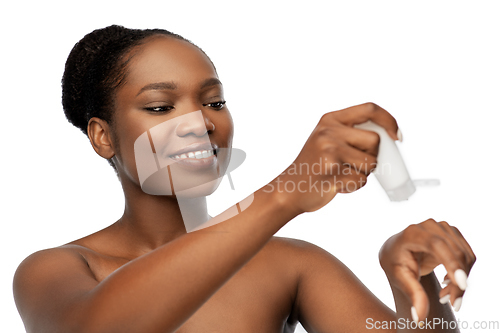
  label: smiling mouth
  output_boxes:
[169,148,219,160]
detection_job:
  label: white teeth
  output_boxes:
[171,149,215,160]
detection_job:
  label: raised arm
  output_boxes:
[13,188,295,333]
[13,102,400,333]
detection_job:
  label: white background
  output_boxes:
[1,1,499,332]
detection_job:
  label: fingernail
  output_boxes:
[411,306,419,323]
[454,269,468,291]
[397,128,403,142]
[453,297,463,312]
[439,294,451,304]
[442,279,451,285]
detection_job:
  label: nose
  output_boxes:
[175,110,215,137]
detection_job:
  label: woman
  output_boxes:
[13,25,475,333]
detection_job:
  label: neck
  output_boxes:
[113,174,209,256]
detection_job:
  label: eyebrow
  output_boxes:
[136,81,177,96]
[199,77,222,90]
[136,78,222,96]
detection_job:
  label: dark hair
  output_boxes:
[61,25,198,169]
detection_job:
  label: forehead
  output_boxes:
[124,36,217,89]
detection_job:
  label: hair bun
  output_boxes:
[62,25,125,133]
[62,25,185,135]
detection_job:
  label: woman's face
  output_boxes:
[110,35,234,197]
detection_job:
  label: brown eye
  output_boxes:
[203,101,226,110]
[144,105,174,113]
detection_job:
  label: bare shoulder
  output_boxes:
[13,244,96,287]
[13,245,99,332]
[265,236,372,288]
[266,237,395,333]
[13,244,98,301]
[263,236,344,269]
[256,236,351,292]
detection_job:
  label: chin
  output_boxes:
[138,164,224,197]
[174,177,223,198]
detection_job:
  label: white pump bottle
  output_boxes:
[354,121,416,201]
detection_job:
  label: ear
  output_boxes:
[87,117,115,159]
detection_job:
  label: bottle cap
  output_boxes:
[385,178,416,201]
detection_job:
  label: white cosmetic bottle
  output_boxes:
[354,121,416,201]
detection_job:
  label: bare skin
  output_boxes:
[13,36,475,333]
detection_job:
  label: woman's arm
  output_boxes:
[13,102,399,333]
[13,188,295,333]
[292,219,475,333]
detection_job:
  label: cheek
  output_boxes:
[115,132,141,184]
[112,115,153,185]
[215,111,234,146]
[212,111,234,178]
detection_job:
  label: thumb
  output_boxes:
[396,266,430,324]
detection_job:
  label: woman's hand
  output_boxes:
[267,102,400,214]
[379,218,476,323]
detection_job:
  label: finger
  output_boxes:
[441,274,451,285]
[438,280,466,313]
[329,102,400,141]
[337,144,378,176]
[330,125,381,157]
[416,221,470,312]
[332,169,368,193]
[448,283,465,311]
[438,222,475,268]
[439,284,452,302]
[450,226,477,268]
[422,221,472,271]
[394,264,430,323]
[417,220,469,291]
[452,295,464,312]
[424,235,468,291]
